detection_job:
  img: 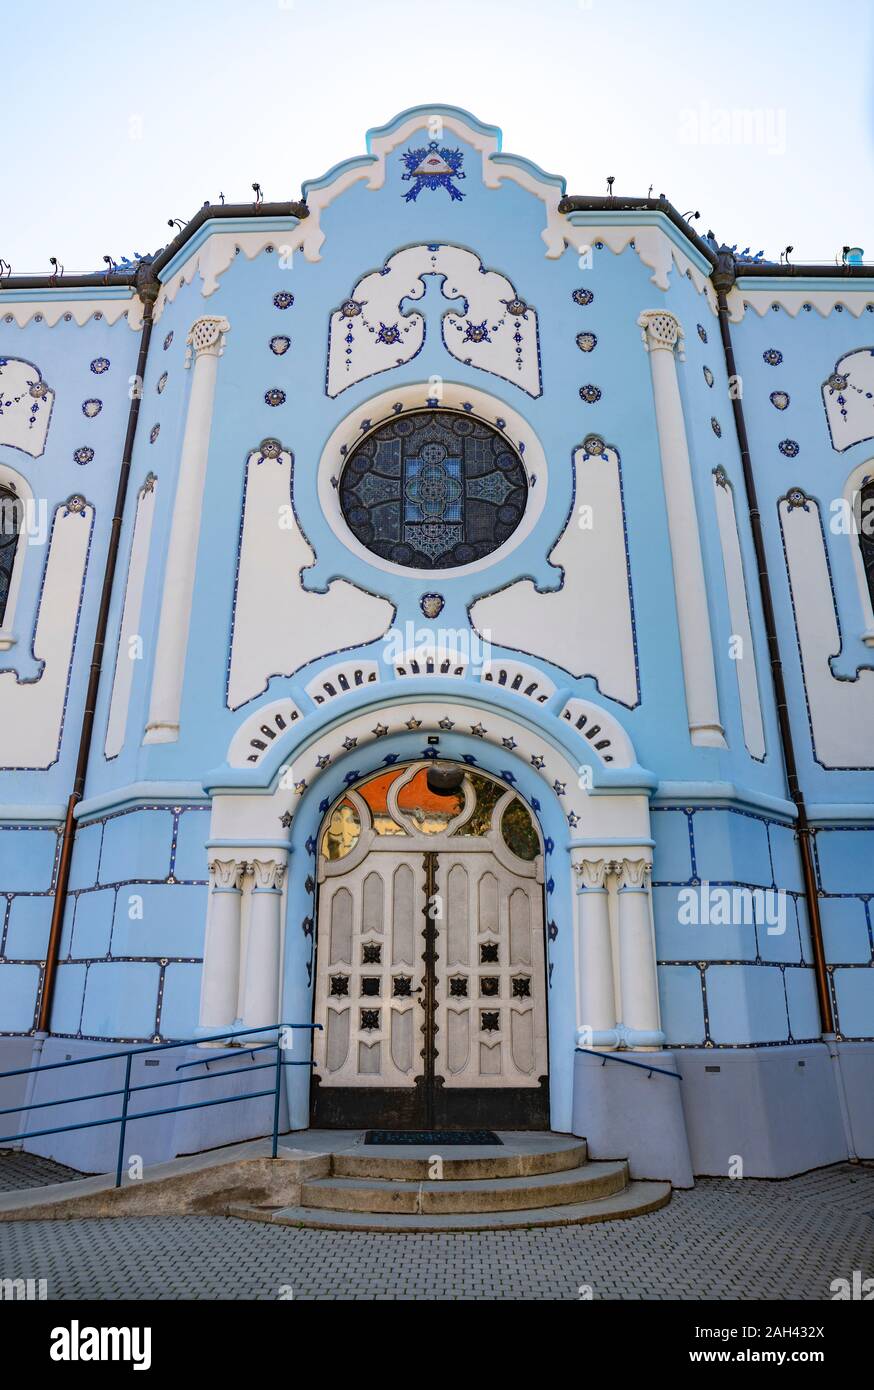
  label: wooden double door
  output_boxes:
[310,762,549,1129]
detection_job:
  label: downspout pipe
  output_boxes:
[37,261,159,1033]
[711,248,834,1037]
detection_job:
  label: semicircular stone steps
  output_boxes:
[227,1133,671,1232]
[300,1159,629,1215]
[332,1134,587,1182]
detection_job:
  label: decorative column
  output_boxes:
[638,310,726,748]
[241,858,286,1035]
[199,858,247,1031]
[144,315,230,744]
[573,858,619,1048]
[615,858,664,1048]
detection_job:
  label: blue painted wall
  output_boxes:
[0,109,871,1055]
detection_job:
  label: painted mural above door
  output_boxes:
[326,244,541,398]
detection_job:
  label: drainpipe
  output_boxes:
[37,260,159,1034]
[711,249,834,1039]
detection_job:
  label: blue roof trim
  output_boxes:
[0,286,136,304]
[156,215,301,286]
[301,106,568,204]
[302,154,378,199]
[489,152,566,195]
[565,209,714,275]
[365,105,503,148]
[736,275,874,295]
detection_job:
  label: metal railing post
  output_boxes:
[115,1051,133,1188]
[271,1028,283,1160]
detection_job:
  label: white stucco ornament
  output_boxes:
[470,439,638,706]
[227,445,394,709]
[0,359,55,457]
[326,244,541,398]
[822,350,874,451]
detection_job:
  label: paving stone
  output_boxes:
[0,1164,871,1299]
[0,1150,81,1192]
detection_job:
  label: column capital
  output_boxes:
[573,857,609,890]
[208,857,246,891]
[185,315,230,367]
[250,858,286,892]
[638,309,685,361]
[616,857,651,891]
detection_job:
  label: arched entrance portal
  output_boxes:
[310,760,549,1129]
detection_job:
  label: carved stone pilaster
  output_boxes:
[185,315,230,367]
[637,302,725,749]
[638,309,685,361]
[242,854,288,1031]
[208,858,247,892]
[574,858,608,890]
[144,311,231,744]
[250,858,286,893]
[201,854,246,1029]
[617,858,651,891]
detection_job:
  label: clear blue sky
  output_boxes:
[3,0,872,272]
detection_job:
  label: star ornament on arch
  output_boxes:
[372,723,389,738]
[470,723,487,738]
[405,716,422,730]
[530,753,546,770]
[438,717,455,730]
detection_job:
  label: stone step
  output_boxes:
[228,1180,671,1232]
[332,1135,587,1182]
[298,1159,628,1215]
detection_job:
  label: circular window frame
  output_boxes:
[318,382,547,578]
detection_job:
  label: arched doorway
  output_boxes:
[310,760,549,1129]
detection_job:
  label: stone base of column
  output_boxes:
[571,1047,693,1187]
[689,721,728,749]
[143,721,180,745]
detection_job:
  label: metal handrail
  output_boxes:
[175,1044,271,1071]
[575,1046,682,1081]
[0,1022,321,1186]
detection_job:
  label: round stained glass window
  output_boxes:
[338,410,528,569]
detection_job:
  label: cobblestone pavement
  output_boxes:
[0,1150,81,1192]
[1,1163,872,1300]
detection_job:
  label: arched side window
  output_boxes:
[844,463,874,648]
[0,486,21,624]
[859,476,874,617]
[0,468,33,650]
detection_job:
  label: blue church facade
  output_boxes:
[0,107,871,1183]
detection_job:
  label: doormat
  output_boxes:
[364,1130,503,1146]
